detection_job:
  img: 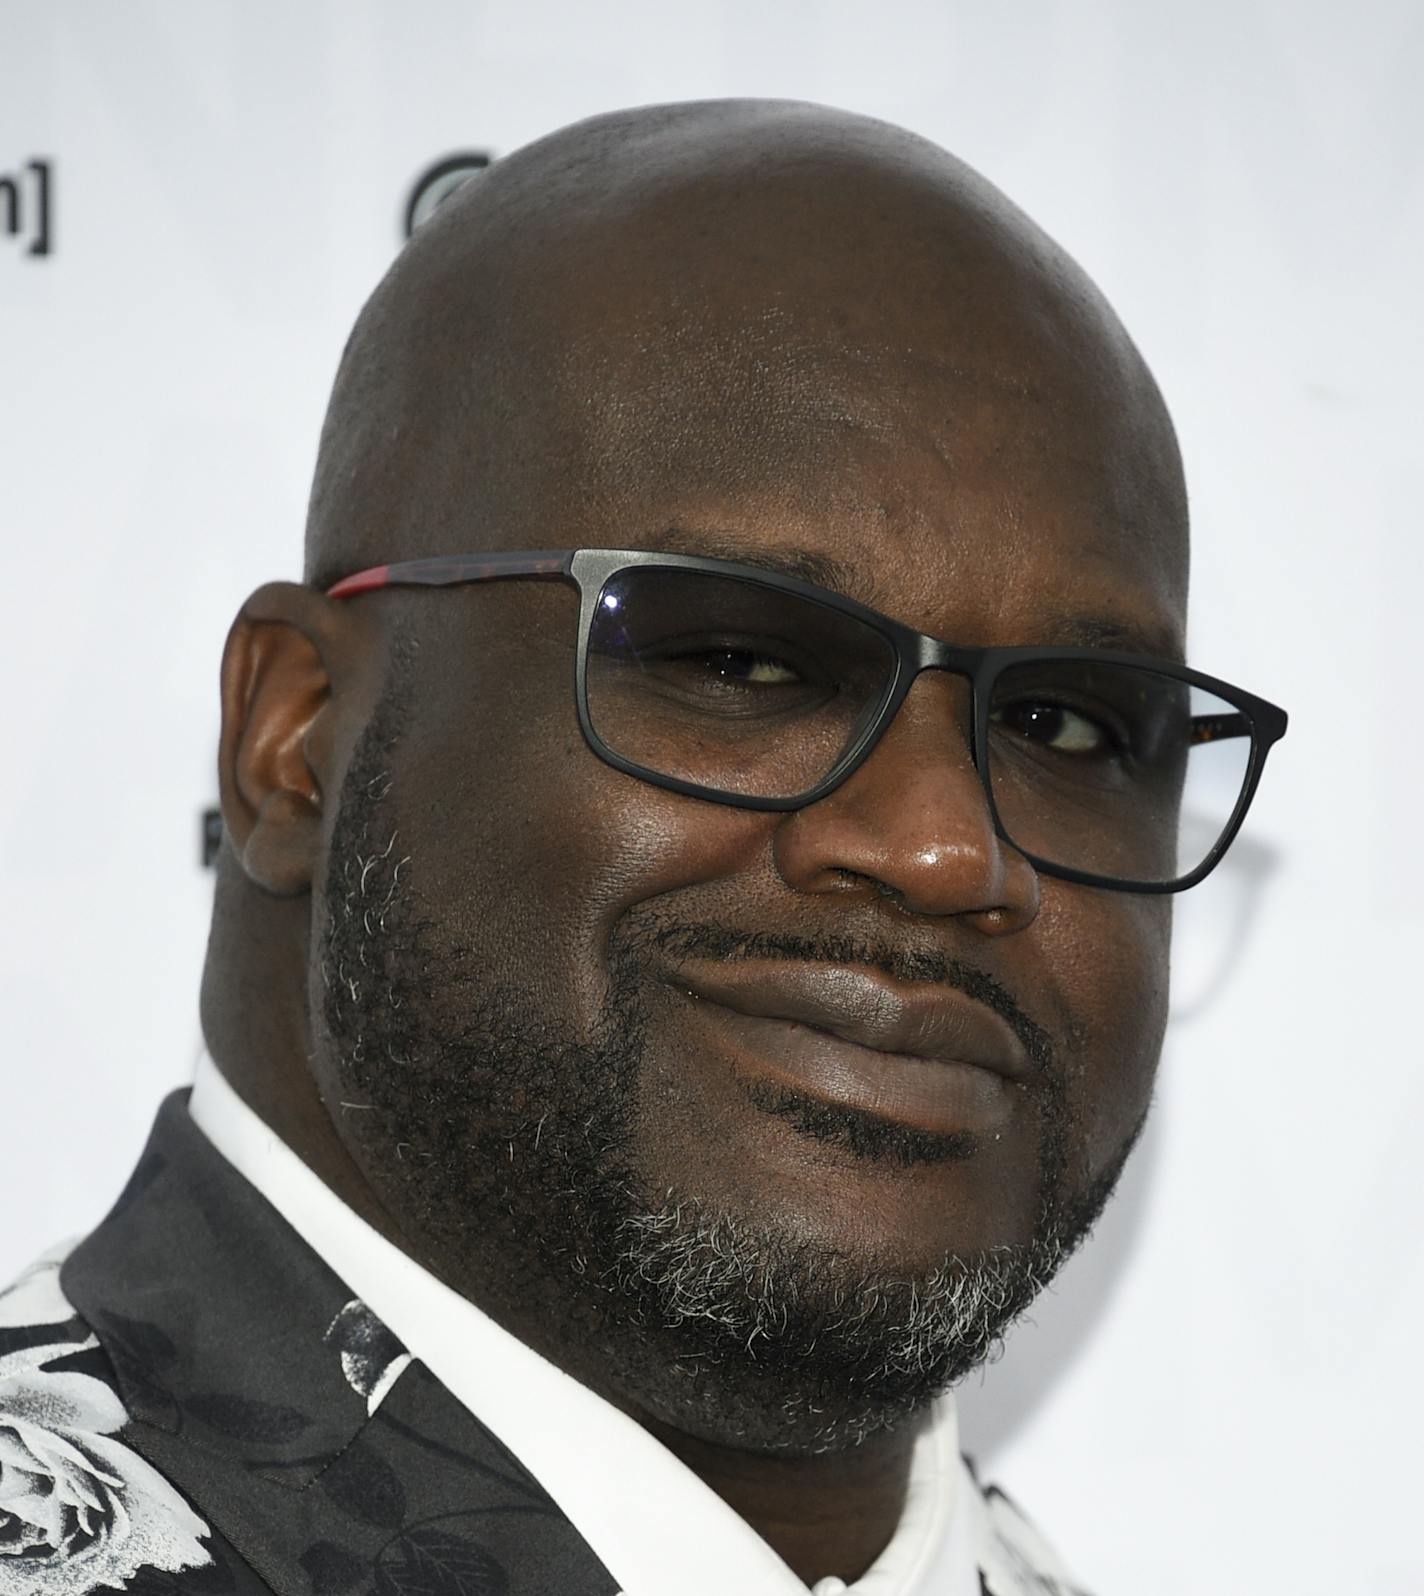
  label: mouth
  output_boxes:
[663,960,1033,1141]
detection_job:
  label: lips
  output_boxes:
[665,960,1033,1141]
[675,962,1031,1079]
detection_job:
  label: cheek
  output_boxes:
[1036,882,1170,1179]
[394,676,772,1032]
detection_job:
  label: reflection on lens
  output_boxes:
[987,659,1253,885]
[584,567,897,800]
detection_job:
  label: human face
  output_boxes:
[307,325,1184,1433]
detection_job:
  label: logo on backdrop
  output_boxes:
[2,158,53,257]
[403,152,491,240]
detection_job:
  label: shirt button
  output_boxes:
[811,1580,849,1595]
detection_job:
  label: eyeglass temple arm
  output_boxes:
[326,550,575,599]
[1190,711,1252,746]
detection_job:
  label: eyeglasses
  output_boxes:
[327,547,1288,894]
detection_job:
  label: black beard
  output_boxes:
[313,685,1134,1456]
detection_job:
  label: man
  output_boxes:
[0,100,1285,1595]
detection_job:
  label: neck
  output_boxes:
[648,1416,920,1584]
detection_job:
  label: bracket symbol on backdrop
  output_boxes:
[2,158,53,257]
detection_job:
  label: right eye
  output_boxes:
[606,630,841,718]
[990,698,1120,756]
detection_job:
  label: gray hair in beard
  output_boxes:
[612,1203,1065,1442]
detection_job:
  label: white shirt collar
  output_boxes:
[188,1050,979,1596]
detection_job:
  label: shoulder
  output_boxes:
[0,1243,253,1594]
[961,1455,1098,1596]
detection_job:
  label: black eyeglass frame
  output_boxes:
[327,546,1289,895]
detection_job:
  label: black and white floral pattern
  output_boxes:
[323,1299,411,1416]
[0,1248,212,1595]
[973,1477,1095,1596]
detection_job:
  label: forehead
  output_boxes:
[370,130,1188,651]
[638,523,1184,661]
[550,318,1188,657]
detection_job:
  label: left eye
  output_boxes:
[991,701,1110,754]
[699,649,801,684]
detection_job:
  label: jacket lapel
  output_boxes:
[61,1093,620,1596]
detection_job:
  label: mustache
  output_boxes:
[641,923,1057,1074]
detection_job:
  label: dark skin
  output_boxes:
[201,102,1187,1584]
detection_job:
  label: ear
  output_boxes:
[217,581,352,897]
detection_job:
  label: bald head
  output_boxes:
[304,99,1186,607]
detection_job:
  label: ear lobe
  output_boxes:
[218,586,335,897]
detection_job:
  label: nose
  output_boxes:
[772,671,1041,933]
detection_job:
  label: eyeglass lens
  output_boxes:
[583,566,1255,887]
[986,661,1251,885]
[585,567,897,800]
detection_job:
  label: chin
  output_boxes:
[633,1077,1054,1273]
[583,1176,1063,1455]
[589,1103,1139,1454]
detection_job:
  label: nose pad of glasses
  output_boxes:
[886,667,981,770]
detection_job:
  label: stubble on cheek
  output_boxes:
[1032,883,1170,1188]
[305,703,1161,1452]
[310,733,1162,1281]
[311,632,1165,1270]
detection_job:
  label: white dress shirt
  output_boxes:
[187,1051,1000,1596]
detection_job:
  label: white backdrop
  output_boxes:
[3,4,1421,1592]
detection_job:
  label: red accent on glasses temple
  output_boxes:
[326,552,575,598]
[327,565,392,598]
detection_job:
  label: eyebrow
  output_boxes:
[640,527,1185,661]
[1046,613,1186,661]
[644,526,859,595]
